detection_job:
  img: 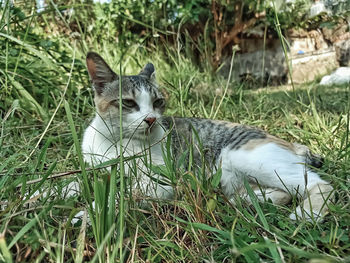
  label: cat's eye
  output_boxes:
[122,99,138,108]
[153,98,165,108]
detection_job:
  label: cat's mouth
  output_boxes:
[127,124,156,139]
[147,121,157,132]
[121,118,159,139]
[142,123,156,136]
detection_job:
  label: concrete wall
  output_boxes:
[220,32,348,85]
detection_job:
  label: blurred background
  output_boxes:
[1,0,349,119]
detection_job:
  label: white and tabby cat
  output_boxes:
[82,52,333,221]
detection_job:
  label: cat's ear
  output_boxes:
[139,63,156,83]
[86,52,117,94]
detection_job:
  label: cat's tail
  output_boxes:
[293,143,324,168]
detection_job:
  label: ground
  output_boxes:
[1,64,349,261]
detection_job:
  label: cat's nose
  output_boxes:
[144,117,156,126]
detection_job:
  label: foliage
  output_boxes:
[0,1,87,121]
[84,0,349,68]
[36,0,349,71]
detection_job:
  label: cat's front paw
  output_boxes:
[71,201,95,225]
[289,206,324,222]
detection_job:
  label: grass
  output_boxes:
[1,2,350,262]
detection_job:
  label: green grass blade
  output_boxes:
[244,180,269,229]
[107,165,117,235]
[10,78,48,120]
[75,209,87,263]
[0,32,58,70]
[90,224,116,263]
[244,179,282,263]
[24,161,57,202]
[118,52,125,262]
[8,204,52,249]
[64,99,91,206]
[0,233,12,263]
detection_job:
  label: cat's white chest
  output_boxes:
[121,137,164,165]
[81,116,165,167]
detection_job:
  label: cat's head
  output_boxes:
[86,52,165,139]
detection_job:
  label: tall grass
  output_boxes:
[1,1,350,262]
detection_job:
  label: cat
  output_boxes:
[82,51,333,221]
